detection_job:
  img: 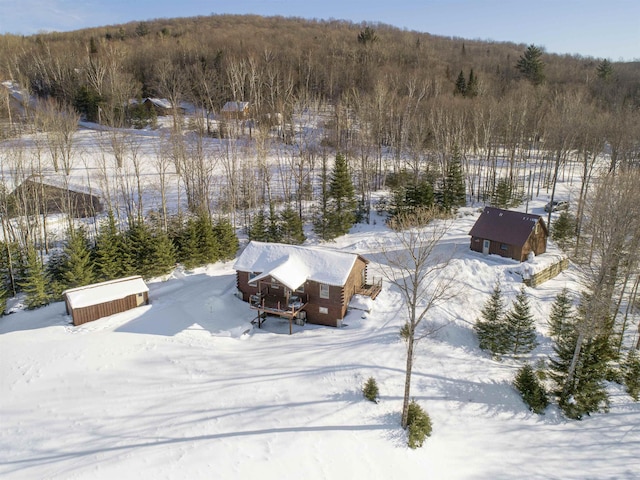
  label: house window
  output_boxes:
[319,307,328,314]
[500,244,508,251]
[319,283,330,299]
[296,284,305,293]
[248,272,258,286]
[271,283,280,290]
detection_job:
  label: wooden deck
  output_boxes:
[356,277,383,300]
[249,293,308,334]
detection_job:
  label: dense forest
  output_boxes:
[0,13,639,422]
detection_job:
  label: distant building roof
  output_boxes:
[18,174,102,198]
[221,101,249,112]
[468,207,548,246]
[234,241,367,290]
[63,276,149,309]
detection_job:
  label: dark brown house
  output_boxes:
[63,276,149,326]
[469,207,548,261]
[234,241,380,329]
[8,175,103,218]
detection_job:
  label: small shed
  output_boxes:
[8,175,103,218]
[63,276,149,326]
[469,207,548,262]
[221,101,250,119]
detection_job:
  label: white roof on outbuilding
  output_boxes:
[234,241,366,290]
[63,276,148,309]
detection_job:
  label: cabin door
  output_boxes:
[482,240,490,255]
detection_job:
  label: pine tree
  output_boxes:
[505,287,538,355]
[516,44,546,85]
[0,281,7,315]
[279,205,306,245]
[474,282,510,356]
[514,363,548,414]
[19,247,50,310]
[127,221,154,277]
[146,230,176,278]
[596,59,614,81]
[313,156,332,240]
[622,349,640,401]
[548,288,575,338]
[437,146,466,212]
[176,217,201,269]
[327,153,357,239]
[94,211,133,280]
[249,210,269,242]
[551,211,575,249]
[492,178,515,208]
[266,203,281,243]
[454,70,466,96]
[194,212,220,265]
[213,218,239,261]
[59,228,95,291]
[466,69,479,98]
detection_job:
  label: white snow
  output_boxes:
[0,104,638,480]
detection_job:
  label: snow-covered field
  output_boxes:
[1,205,638,479]
[0,109,638,479]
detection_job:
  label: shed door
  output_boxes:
[482,240,490,255]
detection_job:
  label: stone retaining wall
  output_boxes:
[523,258,569,287]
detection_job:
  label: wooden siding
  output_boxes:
[237,257,368,328]
[68,292,148,326]
[9,180,103,218]
[470,218,547,262]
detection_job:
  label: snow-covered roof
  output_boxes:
[143,98,173,110]
[19,174,102,198]
[234,241,366,289]
[222,101,249,112]
[63,276,148,309]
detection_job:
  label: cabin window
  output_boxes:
[320,283,330,299]
[271,283,280,290]
[137,293,143,297]
[500,244,508,251]
[296,284,305,293]
[319,307,328,314]
[248,272,258,286]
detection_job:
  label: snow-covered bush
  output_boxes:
[406,400,432,449]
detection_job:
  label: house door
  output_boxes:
[482,240,490,255]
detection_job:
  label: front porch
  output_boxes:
[356,276,382,300]
[249,286,309,334]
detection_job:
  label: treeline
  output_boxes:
[0,211,238,312]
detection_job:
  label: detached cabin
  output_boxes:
[63,276,149,326]
[8,175,103,218]
[221,101,250,119]
[469,207,548,262]
[234,241,380,329]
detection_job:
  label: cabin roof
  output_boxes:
[234,241,366,289]
[63,276,148,309]
[468,206,547,246]
[222,101,249,112]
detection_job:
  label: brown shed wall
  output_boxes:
[69,292,149,326]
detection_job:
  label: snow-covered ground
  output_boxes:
[0,108,637,478]
[1,206,638,479]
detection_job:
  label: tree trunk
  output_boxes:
[401,336,415,429]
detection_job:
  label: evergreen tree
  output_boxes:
[313,156,332,240]
[146,230,176,278]
[548,288,575,338]
[622,349,640,401]
[279,205,306,245]
[474,282,510,356]
[491,177,521,208]
[466,69,479,98]
[437,146,466,212]
[504,287,539,355]
[0,281,7,315]
[176,217,201,269]
[516,44,546,85]
[266,203,281,243]
[596,59,614,81]
[551,211,576,249]
[514,363,548,414]
[19,247,50,310]
[194,212,220,265]
[213,218,239,261]
[59,228,95,291]
[94,211,133,280]
[127,221,155,277]
[454,70,466,96]
[327,153,357,238]
[249,210,269,242]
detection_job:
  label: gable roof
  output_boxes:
[16,174,103,198]
[63,276,148,310]
[222,101,249,112]
[234,241,367,290]
[468,207,547,246]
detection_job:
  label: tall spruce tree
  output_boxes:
[548,288,575,339]
[504,287,538,355]
[0,281,7,315]
[59,228,95,291]
[466,69,478,98]
[194,212,220,265]
[516,44,546,85]
[437,146,466,212]
[279,205,306,245]
[176,217,202,269]
[474,282,510,356]
[213,218,239,260]
[94,211,132,280]
[249,210,269,242]
[19,247,50,310]
[327,153,357,239]
[146,229,176,278]
[454,70,466,96]
[622,349,640,401]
